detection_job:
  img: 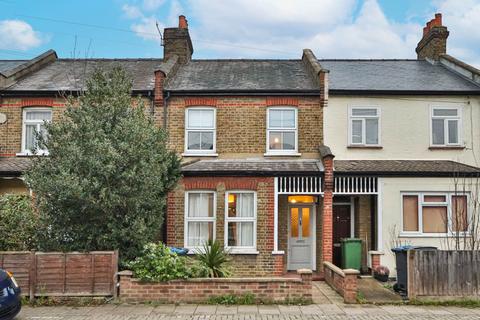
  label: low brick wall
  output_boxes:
[323,262,359,304]
[118,269,312,303]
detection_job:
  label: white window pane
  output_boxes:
[26,110,52,121]
[200,132,214,150]
[269,110,282,127]
[228,193,254,218]
[282,110,295,128]
[448,120,459,144]
[433,109,458,117]
[283,132,295,150]
[365,118,378,144]
[352,108,377,116]
[269,132,282,150]
[187,132,201,150]
[188,109,214,128]
[432,118,445,145]
[25,124,36,150]
[188,193,214,217]
[228,222,254,247]
[187,221,213,247]
[351,120,363,144]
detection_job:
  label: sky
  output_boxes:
[0,0,479,68]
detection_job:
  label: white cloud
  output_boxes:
[0,20,45,51]
[122,4,143,19]
[142,0,165,11]
[131,16,163,41]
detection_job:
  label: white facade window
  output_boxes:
[225,191,257,253]
[22,108,52,154]
[349,107,380,146]
[401,192,468,236]
[185,191,216,248]
[431,107,462,146]
[185,107,216,154]
[267,107,298,154]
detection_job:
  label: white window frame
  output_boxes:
[265,106,299,156]
[184,107,217,156]
[224,191,258,254]
[348,106,381,146]
[430,106,463,147]
[400,192,470,237]
[21,107,52,155]
[184,191,216,251]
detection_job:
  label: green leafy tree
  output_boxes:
[0,194,38,250]
[25,67,181,263]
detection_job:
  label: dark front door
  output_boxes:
[333,204,351,267]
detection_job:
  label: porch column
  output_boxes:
[320,146,335,263]
[376,178,383,251]
[272,177,283,254]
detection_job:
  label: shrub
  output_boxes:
[127,243,194,282]
[0,194,38,250]
[196,240,231,278]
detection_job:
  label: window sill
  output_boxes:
[399,233,471,238]
[272,250,285,255]
[264,152,301,157]
[227,249,259,255]
[428,146,465,150]
[182,153,218,157]
[16,152,49,156]
[347,145,383,149]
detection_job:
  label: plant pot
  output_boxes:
[374,273,389,282]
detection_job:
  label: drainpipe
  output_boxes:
[161,90,171,244]
[163,91,170,130]
[148,91,154,116]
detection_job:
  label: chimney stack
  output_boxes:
[163,15,193,64]
[416,13,449,60]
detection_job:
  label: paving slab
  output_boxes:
[258,305,280,315]
[379,305,411,315]
[317,303,343,315]
[152,304,176,314]
[173,304,197,314]
[237,305,258,314]
[216,305,238,315]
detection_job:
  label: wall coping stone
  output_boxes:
[368,250,384,255]
[297,268,313,275]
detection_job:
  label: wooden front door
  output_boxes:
[333,204,352,267]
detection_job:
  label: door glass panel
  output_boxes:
[290,208,299,237]
[301,208,310,237]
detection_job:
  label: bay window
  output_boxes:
[22,108,52,154]
[185,191,216,248]
[185,107,216,154]
[349,107,380,146]
[225,191,257,252]
[402,193,468,235]
[431,107,462,146]
[266,107,298,154]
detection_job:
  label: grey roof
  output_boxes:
[0,60,27,75]
[182,159,323,176]
[165,60,318,92]
[6,59,164,92]
[320,60,480,93]
[334,160,480,177]
[0,157,32,176]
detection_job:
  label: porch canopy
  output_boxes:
[0,157,32,177]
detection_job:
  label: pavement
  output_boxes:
[14,282,480,320]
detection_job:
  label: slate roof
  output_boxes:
[0,60,28,75]
[0,157,32,176]
[6,59,164,92]
[165,60,317,92]
[320,60,480,93]
[182,159,324,176]
[334,160,480,177]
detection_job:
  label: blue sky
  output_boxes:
[0,0,479,67]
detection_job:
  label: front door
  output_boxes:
[333,204,352,267]
[288,205,315,270]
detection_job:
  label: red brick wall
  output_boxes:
[323,262,359,304]
[166,176,281,276]
[118,270,312,303]
[322,155,334,264]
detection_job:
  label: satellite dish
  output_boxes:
[0,113,6,124]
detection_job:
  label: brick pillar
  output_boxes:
[369,250,383,272]
[117,270,133,299]
[273,254,284,276]
[322,154,334,263]
[343,269,359,304]
[154,70,165,106]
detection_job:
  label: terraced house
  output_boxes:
[1,14,480,277]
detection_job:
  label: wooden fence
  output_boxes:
[0,251,118,300]
[407,250,480,299]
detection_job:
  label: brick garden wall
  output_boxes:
[323,262,359,304]
[118,269,312,303]
[167,176,284,276]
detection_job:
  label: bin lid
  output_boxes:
[391,245,437,253]
[341,238,362,243]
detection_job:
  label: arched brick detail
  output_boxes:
[265,97,299,106]
[21,98,54,107]
[183,178,218,190]
[184,97,217,107]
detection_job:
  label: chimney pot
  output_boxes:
[435,13,442,25]
[179,15,188,29]
[416,13,449,60]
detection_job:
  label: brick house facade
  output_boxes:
[2,14,480,278]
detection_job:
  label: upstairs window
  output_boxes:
[22,108,52,154]
[349,107,380,146]
[185,108,216,154]
[431,107,461,146]
[267,107,298,154]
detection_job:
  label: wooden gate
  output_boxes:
[407,250,480,298]
[0,251,118,300]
